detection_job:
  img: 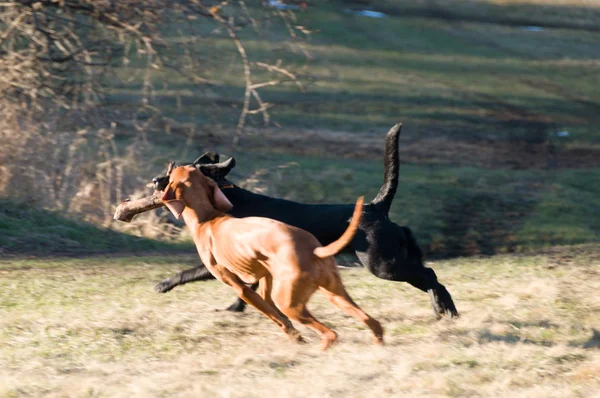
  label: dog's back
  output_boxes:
[206,196,363,282]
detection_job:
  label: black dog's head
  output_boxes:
[151,151,236,191]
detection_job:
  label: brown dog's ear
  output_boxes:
[207,179,233,212]
[162,184,185,219]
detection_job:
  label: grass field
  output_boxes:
[1,245,599,397]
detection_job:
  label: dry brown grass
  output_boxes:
[1,245,599,397]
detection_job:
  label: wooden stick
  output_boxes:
[113,191,164,223]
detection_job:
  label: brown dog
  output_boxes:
[162,165,384,349]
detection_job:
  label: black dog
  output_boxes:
[153,123,458,318]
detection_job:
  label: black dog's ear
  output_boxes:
[198,157,236,180]
[192,151,220,165]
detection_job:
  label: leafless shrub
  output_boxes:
[0,0,311,239]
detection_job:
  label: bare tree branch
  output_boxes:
[1,0,311,148]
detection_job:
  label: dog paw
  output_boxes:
[225,301,246,312]
[318,331,338,350]
[154,281,173,293]
[287,329,304,344]
[438,297,459,319]
[374,336,384,345]
[429,287,459,320]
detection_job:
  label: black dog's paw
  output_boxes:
[442,305,460,319]
[154,280,174,293]
[225,300,246,313]
[444,298,460,318]
[439,289,459,319]
[429,287,459,319]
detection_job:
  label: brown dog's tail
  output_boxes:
[313,196,364,259]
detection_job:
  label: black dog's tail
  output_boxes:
[370,122,402,214]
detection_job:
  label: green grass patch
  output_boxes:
[195,151,600,256]
[126,145,600,257]
[0,199,191,256]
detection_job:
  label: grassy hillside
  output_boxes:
[0,199,191,256]
[109,1,600,144]
[128,146,600,257]
[98,0,600,255]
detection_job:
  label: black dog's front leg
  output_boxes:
[154,265,216,293]
[224,283,258,312]
[154,264,257,313]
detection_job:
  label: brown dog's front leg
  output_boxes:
[212,265,302,342]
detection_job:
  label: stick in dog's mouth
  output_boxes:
[113,191,165,223]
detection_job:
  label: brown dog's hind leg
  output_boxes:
[320,273,384,345]
[211,265,302,343]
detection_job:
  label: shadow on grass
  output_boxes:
[110,82,597,146]
[109,1,600,139]
[572,329,600,349]
[479,328,600,350]
[478,330,554,347]
[0,199,190,257]
[434,188,539,257]
[379,1,600,34]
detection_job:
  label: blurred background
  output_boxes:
[1,0,599,257]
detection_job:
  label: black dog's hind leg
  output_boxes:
[355,226,459,319]
[359,256,459,319]
[154,265,216,293]
[406,267,459,319]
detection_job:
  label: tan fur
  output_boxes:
[162,165,384,349]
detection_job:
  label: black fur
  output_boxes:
[153,123,458,318]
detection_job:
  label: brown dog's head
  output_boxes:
[161,165,233,220]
